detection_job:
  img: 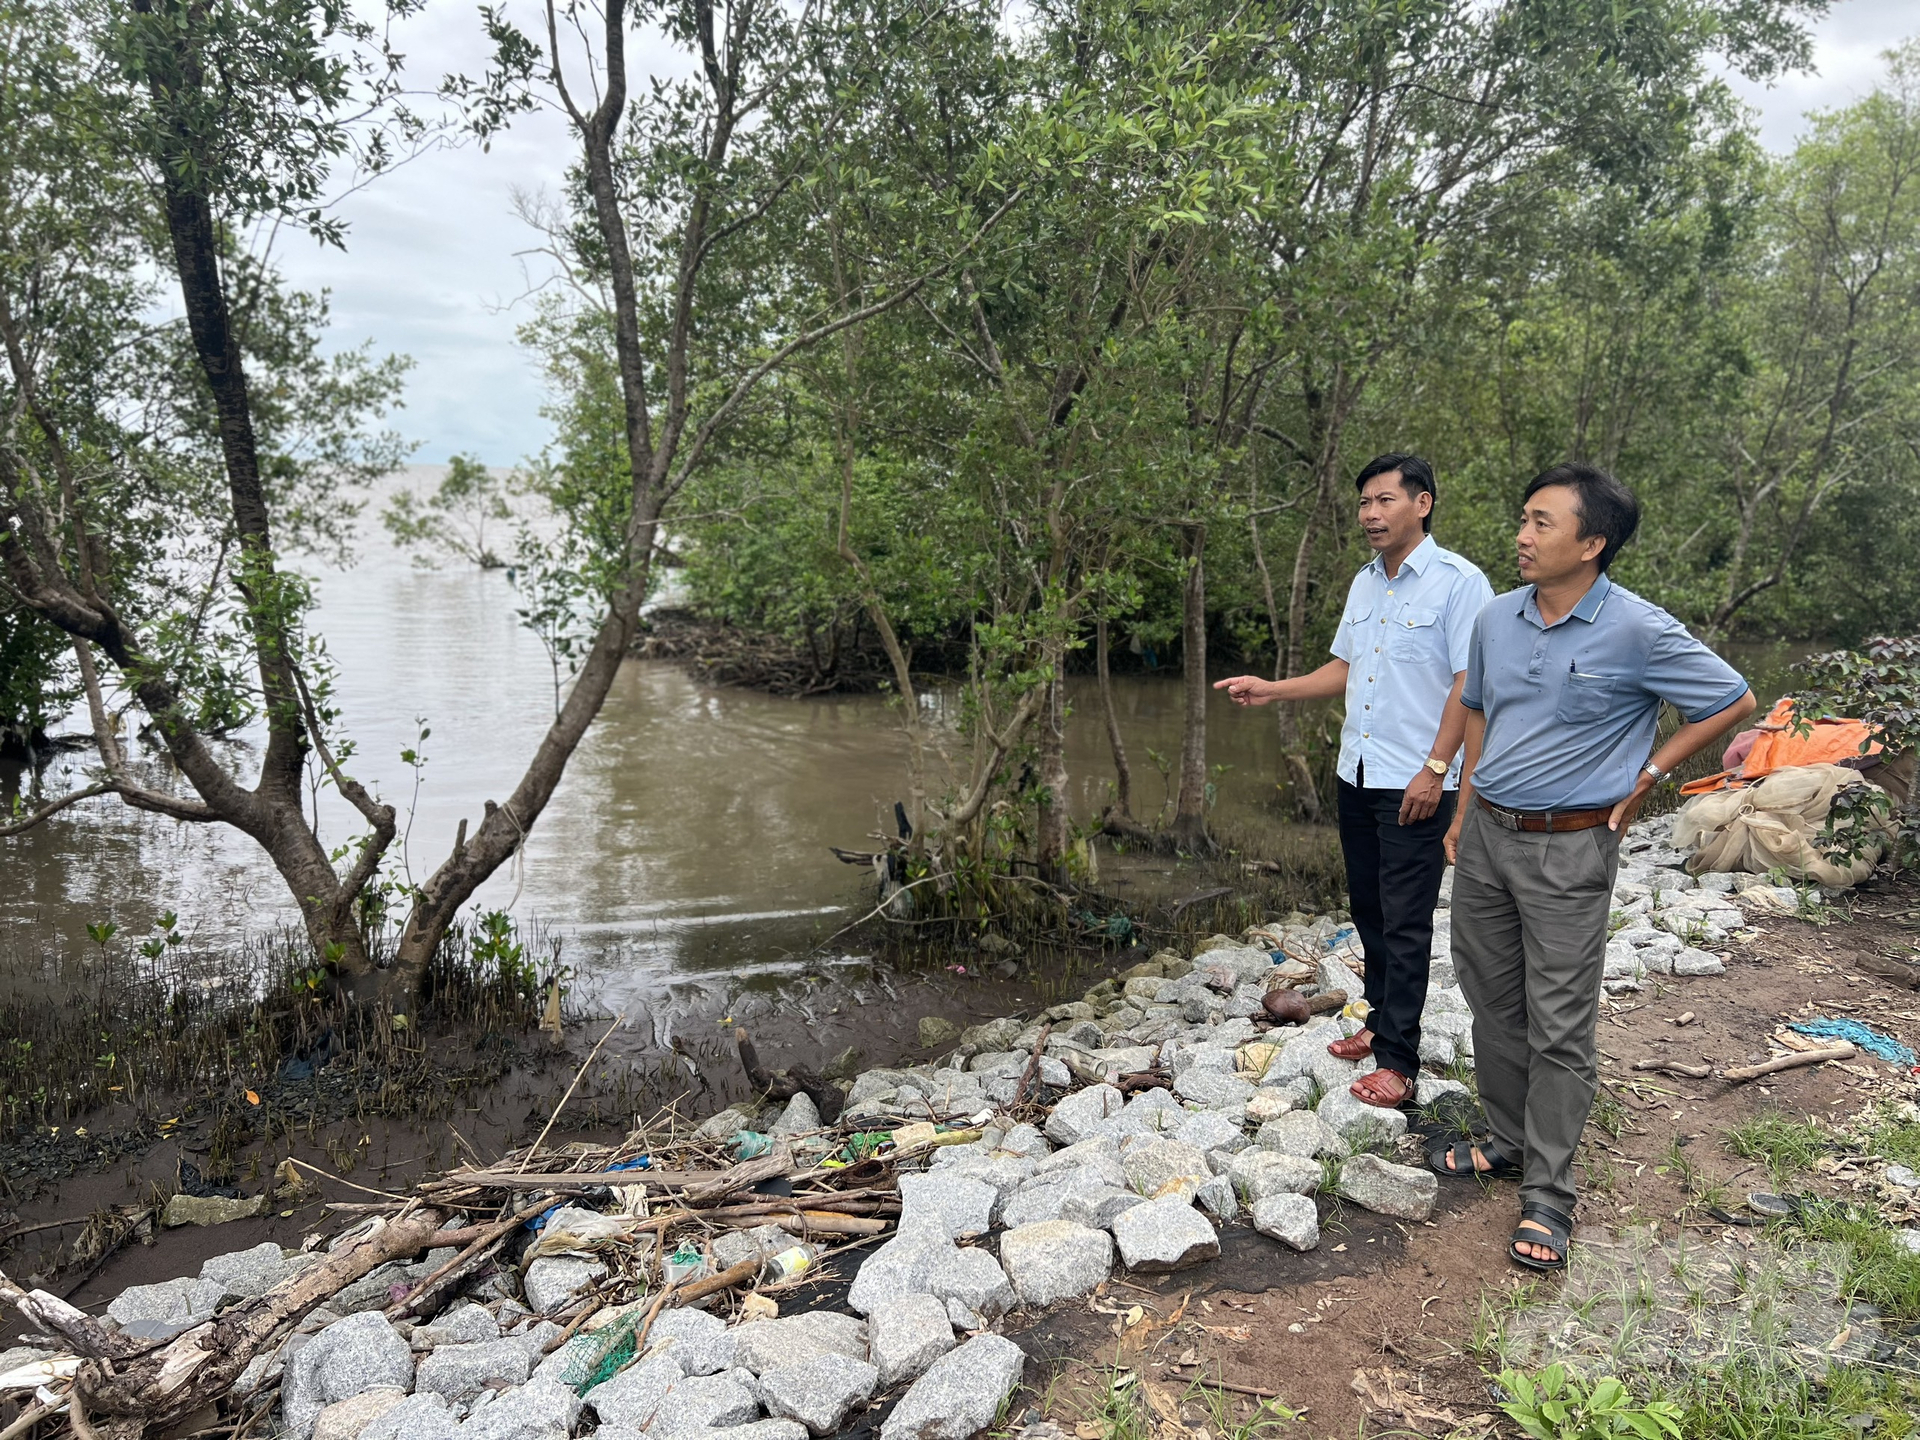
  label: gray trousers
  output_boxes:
[1451,801,1622,1217]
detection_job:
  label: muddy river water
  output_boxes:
[1,475,1321,1030]
[0,469,1806,1044]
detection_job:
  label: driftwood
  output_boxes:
[1307,989,1348,1015]
[12,1206,452,1440]
[743,1212,888,1237]
[1011,1022,1055,1108]
[734,1029,844,1122]
[386,1211,526,1321]
[426,1168,731,1193]
[0,1277,144,1362]
[1169,886,1233,917]
[1855,952,1920,989]
[1632,1058,1714,1079]
[1723,1043,1855,1082]
[685,1147,796,1206]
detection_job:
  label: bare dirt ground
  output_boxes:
[1006,877,1920,1439]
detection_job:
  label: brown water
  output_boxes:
[0,468,1810,1020]
[0,471,1323,1022]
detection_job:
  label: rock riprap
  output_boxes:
[34,816,1749,1440]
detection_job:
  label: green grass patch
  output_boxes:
[1775,1197,1920,1323]
[1861,1108,1920,1172]
[1725,1110,1830,1185]
[1667,1364,1918,1440]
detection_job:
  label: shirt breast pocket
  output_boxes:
[1557,672,1616,723]
[1388,608,1441,661]
[1345,604,1373,651]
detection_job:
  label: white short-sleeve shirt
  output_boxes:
[1329,534,1494,790]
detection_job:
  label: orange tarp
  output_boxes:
[1679,697,1881,796]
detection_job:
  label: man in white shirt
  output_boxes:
[1217,453,1494,1107]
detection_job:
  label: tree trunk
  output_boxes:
[1095,616,1133,820]
[1034,636,1070,884]
[382,0,676,995]
[1168,522,1210,849]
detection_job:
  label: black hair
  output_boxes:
[1355,452,1436,533]
[1522,462,1640,571]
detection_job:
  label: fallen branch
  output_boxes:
[0,1396,66,1440]
[1167,1368,1284,1401]
[386,1212,526,1321]
[0,1274,144,1359]
[734,1029,843,1123]
[59,1206,450,1435]
[671,1256,762,1305]
[741,1212,888,1237]
[1011,1023,1054,1108]
[426,1163,773,1194]
[1722,1043,1854,1082]
[1632,1059,1713,1079]
[1169,886,1232,917]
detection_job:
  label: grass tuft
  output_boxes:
[1724,1110,1830,1186]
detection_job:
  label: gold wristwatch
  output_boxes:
[1423,757,1449,777]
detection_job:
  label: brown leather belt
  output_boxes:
[1477,795,1613,833]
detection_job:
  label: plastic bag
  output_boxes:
[1671,763,1891,887]
[522,1203,650,1264]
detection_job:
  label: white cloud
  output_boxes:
[270,0,685,466]
[1724,0,1916,151]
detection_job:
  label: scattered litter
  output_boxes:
[1787,1019,1918,1069]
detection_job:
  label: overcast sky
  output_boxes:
[272,0,1918,469]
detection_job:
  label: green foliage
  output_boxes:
[1497,1365,1683,1440]
[384,455,515,568]
[469,910,537,995]
[1724,1110,1831,1184]
[1790,635,1920,864]
[0,605,76,749]
[1774,1197,1920,1323]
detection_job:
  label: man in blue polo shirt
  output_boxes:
[1437,462,1756,1273]
[1218,453,1492,1110]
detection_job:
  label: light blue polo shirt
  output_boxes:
[1461,573,1749,811]
[1330,535,1494,790]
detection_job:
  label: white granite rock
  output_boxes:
[867,1293,956,1390]
[898,1172,997,1241]
[880,1335,1025,1440]
[1251,1193,1320,1251]
[360,1394,459,1440]
[522,1256,607,1315]
[1044,1085,1124,1145]
[997,1221,1112,1305]
[283,1312,416,1440]
[760,1353,878,1436]
[1111,1199,1219,1272]
[1336,1153,1438,1221]
[1227,1150,1322,1201]
[1316,1088,1410,1147]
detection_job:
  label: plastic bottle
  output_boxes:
[760,1241,816,1284]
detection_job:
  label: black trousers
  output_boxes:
[1336,764,1456,1080]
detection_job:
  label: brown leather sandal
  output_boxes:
[1327,1029,1373,1060]
[1349,1067,1411,1109]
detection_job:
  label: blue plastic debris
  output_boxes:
[525,1156,651,1231]
[730,1130,773,1160]
[1787,1019,1918,1069]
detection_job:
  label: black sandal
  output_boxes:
[1428,1138,1522,1181]
[1509,1202,1573,1272]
